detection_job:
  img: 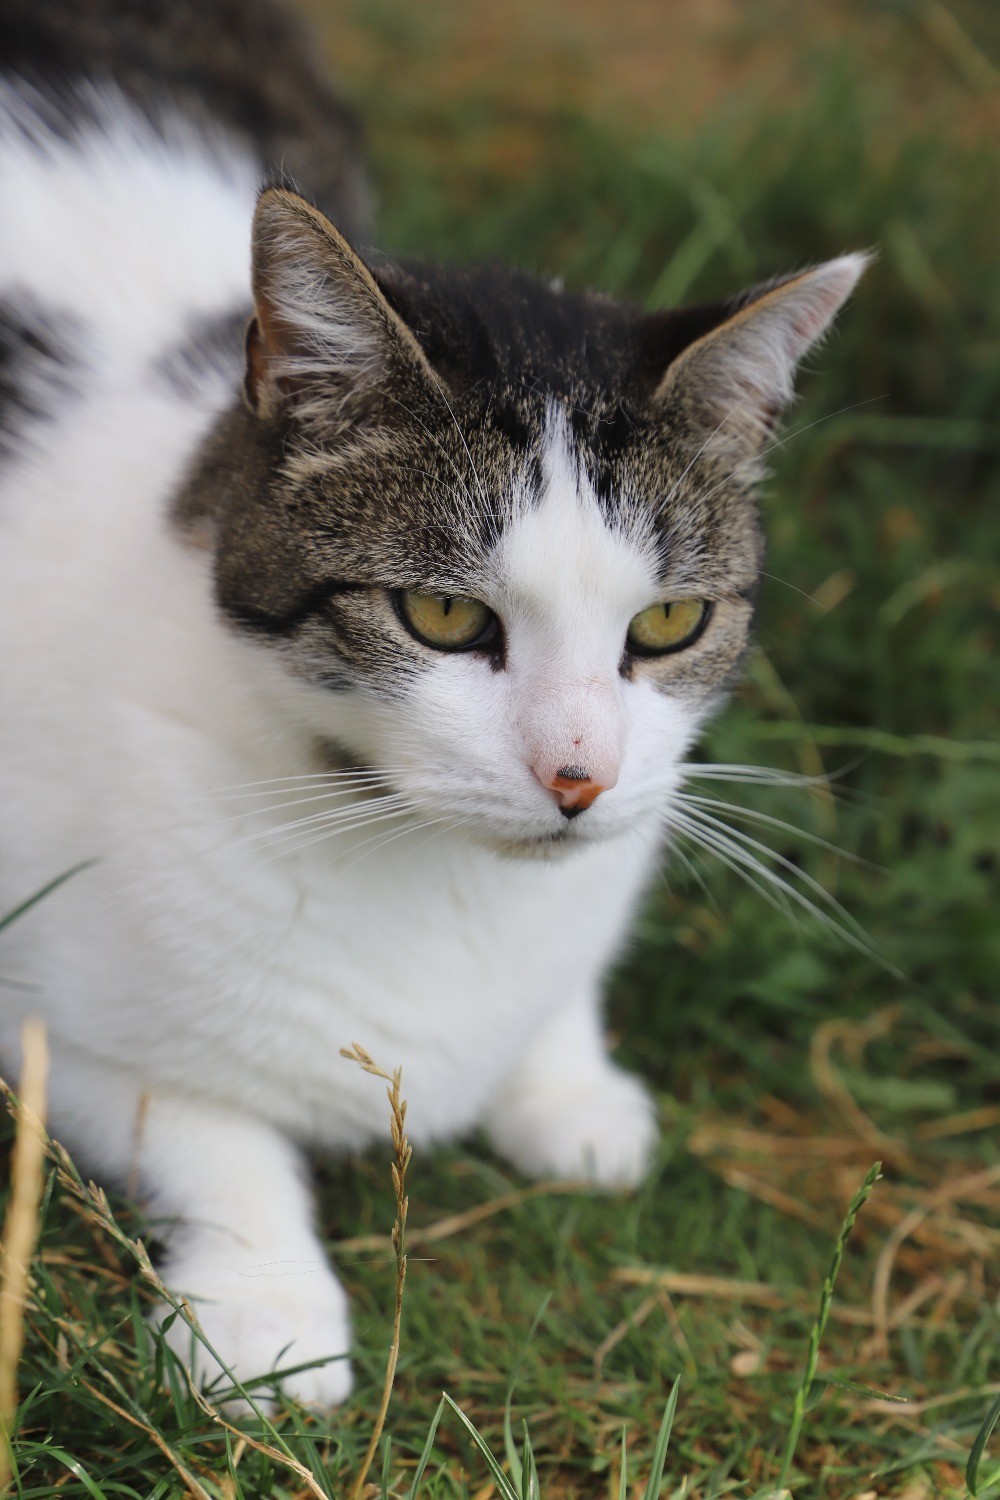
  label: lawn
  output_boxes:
[2,0,999,1495]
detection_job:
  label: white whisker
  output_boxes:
[657,392,755,515]
[665,802,893,968]
[200,784,399,829]
[667,810,802,929]
[332,812,448,871]
[225,794,413,858]
[199,768,402,800]
[681,762,830,788]
[690,396,884,512]
[260,798,423,863]
[675,792,875,868]
[674,803,870,939]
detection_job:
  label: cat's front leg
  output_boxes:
[140,1100,352,1411]
[57,1068,352,1410]
[483,991,657,1188]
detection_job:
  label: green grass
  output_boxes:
[2,1,999,1495]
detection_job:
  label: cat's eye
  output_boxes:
[626,599,710,656]
[397,590,499,651]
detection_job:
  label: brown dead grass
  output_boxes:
[297,0,998,171]
[680,1007,1000,1366]
[0,1020,48,1490]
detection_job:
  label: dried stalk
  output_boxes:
[340,1043,411,1500]
[0,1019,49,1492]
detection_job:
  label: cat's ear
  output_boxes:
[245,186,436,419]
[652,253,870,460]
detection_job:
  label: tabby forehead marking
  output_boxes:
[496,409,658,669]
[492,410,656,790]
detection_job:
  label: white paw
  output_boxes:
[486,1064,658,1188]
[152,1253,353,1412]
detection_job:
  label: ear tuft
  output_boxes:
[245,187,433,420]
[655,251,871,457]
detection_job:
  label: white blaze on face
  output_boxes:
[494,412,659,804]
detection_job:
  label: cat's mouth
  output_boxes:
[481,823,615,862]
[314,738,614,859]
[492,830,567,858]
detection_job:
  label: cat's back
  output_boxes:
[0,0,370,439]
[0,3,335,834]
[0,0,371,239]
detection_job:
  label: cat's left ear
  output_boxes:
[652,253,871,459]
[245,186,437,420]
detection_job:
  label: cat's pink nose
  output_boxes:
[541,765,613,818]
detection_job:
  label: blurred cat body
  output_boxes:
[0,0,864,1407]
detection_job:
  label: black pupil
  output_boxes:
[442,598,453,616]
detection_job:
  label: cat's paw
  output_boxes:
[486,1064,658,1188]
[152,1254,353,1413]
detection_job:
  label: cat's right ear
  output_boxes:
[245,187,436,420]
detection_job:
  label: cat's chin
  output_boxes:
[472,826,622,862]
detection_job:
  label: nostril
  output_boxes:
[554,764,589,782]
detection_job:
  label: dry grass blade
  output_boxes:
[809,1012,913,1167]
[913,1106,1000,1142]
[867,1163,1000,1358]
[613,1268,791,1308]
[218,1437,247,1500]
[340,1043,411,1500]
[612,1268,888,1329]
[204,1411,330,1500]
[0,1018,49,1491]
[713,1166,827,1228]
[78,1379,213,1500]
[335,1178,596,1255]
[592,1291,662,1382]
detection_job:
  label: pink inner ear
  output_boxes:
[786,254,871,348]
[789,309,822,344]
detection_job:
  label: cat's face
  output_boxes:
[180,190,864,855]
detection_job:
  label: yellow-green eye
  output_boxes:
[397,590,498,651]
[626,599,710,656]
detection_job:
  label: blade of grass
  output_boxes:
[27,1445,112,1498]
[642,1378,681,1500]
[406,1395,446,1500]
[967,1390,1000,1497]
[442,1393,520,1500]
[776,1161,882,1491]
[380,1434,392,1500]
[0,863,95,936]
[503,1293,551,1493]
[520,1420,539,1500]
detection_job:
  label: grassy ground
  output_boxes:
[2,0,999,1495]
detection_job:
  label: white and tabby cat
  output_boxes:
[0,0,866,1408]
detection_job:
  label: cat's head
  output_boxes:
[184,188,866,856]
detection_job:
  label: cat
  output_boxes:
[0,0,866,1410]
